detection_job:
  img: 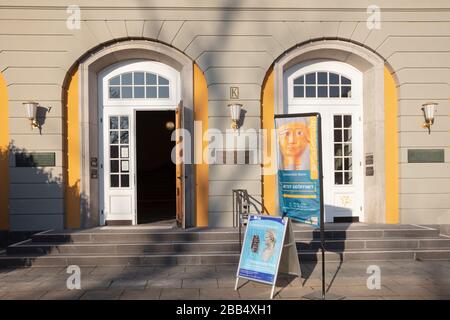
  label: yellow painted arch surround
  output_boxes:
[0,73,9,230]
[261,66,399,223]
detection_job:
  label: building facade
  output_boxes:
[0,1,448,231]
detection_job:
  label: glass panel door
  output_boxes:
[102,109,135,224]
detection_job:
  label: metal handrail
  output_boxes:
[232,189,270,251]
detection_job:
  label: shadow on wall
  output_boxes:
[0,142,86,247]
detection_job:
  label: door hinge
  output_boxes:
[101,210,104,215]
[100,118,103,123]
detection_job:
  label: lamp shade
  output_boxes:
[228,103,242,121]
[422,102,437,121]
[23,102,39,120]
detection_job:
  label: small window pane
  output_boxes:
[344,158,352,170]
[294,76,304,85]
[306,86,316,98]
[122,73,132,85]
[158,76,169,85]
[146,73,157,85]
[109,87,120,99]
[341,86,352,98]
[120,117,129,130]
[110,175,119,188]
[109,76,120,86]
[120,131,129,144]
[110,117,118,129]
[305,73,316,84]
[335,158,343,170]
[134,86,145,98]
[120,146,129,158]
[335,172,343,185]
[121,160,129,172]
[341,76,351,85]
[344,115,352,128]
[121,175,129,187]
[293,86,304,97]
[334,129,342,142]
[334,115,342,128]
[134,72,145,85]
[110,160,119,173]
[158,86,169,98]
[329,86,339,97]
[318,86,328,97]
[146,86,157,98]
[344,172,353,184]
[334,144,343,156]
[329,73,339,84]
[317,72,328,84]
[110,146,119,158]
[344,129,352,142]
[344,144,352,156]
[110,131,118,144]
[122,86,132,98]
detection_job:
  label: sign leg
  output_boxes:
[234,277,239,291]
[270,284,275,299]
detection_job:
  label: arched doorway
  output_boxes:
[284,60,364,222]
[98,60,180,226]
[76,40,195,228]
[262,40,396,224]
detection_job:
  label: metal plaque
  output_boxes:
[15,152,56,167]
[408,149,444,163]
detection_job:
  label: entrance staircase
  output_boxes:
[1,224,450,267]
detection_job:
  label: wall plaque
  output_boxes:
[15,152,56,167]
[408,149,444,163]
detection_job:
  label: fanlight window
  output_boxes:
[293,72,352,98]
[108,72,170,99]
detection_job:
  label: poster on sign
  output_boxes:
[235,214,300,299]
[274,113,322,227]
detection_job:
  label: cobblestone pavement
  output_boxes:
[1,261,450,300]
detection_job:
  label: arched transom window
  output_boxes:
[293,71,352,98]
[108,71,170,99]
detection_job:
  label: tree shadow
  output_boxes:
[0,142,87,265]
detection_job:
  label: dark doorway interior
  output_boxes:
[136,111,176,224]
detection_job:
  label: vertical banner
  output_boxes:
[275,113,322,226]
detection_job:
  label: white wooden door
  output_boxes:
[285,60,364,222]
[102,107,136,224]
[322,109,364,222]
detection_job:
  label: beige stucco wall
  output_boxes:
[0,1,448,230]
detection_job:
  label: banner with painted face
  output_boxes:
[274,113,322,226]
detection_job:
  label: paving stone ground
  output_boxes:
[0,261,450,300]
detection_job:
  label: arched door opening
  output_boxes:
[284,60,364,222]
[99,60,180,226]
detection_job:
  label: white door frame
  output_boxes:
[285,60,365,222]
[98,60,180,226]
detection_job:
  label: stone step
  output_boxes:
[1,248,450,267]
[8,238,450,255]
[30,227,440,244]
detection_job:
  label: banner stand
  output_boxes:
[235,217,300,300]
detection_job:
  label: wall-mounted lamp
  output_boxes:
[23,101,39,129]
[228,103,243,131]
[421,102,438,134]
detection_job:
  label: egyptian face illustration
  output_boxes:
[277,121,310,170]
